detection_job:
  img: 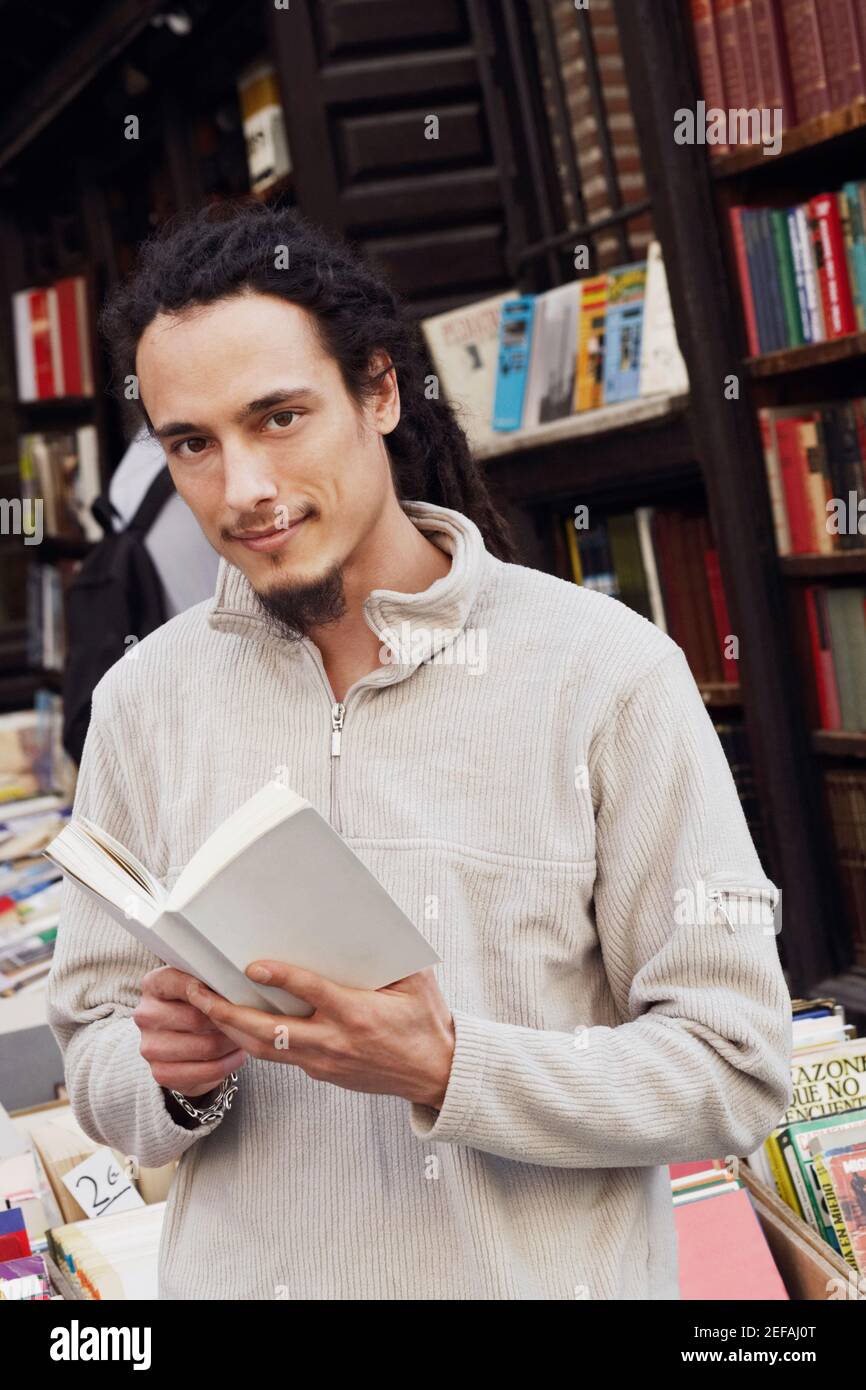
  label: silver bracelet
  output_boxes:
[170,1071,239,1126]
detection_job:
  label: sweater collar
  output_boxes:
[206,499,490,671]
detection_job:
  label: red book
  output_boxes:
[805,586,843,728]
[779,0,831,121]
[715,0,749,109]
[775,417,816,552]
[817,0,866,107]
[690,0,730,153]
[729,207,761,354]
[752,0,795,123]
[28,289,54,399]
[808,193,859,336]
[734,0,762,106]
[54,276,83,398]
[704,548,739,682]
[675,1185,788,1299]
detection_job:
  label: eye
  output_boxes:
[172,436,211,458]
[263,410,298,430]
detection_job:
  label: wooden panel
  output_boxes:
[267,0,513,312]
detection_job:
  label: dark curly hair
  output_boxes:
[100,199,516,563]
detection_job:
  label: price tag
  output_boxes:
[61,1147,145,1219]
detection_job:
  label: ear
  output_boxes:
[367,350,401,435]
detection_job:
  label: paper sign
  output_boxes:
[60,1147,145,1219]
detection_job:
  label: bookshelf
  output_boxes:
[611,0,866,1017]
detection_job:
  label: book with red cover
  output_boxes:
[675,1185,789,1299]
[780,0,831,121]
[690,0,730,153]
[28,289,54,399]
[818,0,866,107]
[729,207,761,354]
[54,276,83,398]
[775,416,816,552]
[752,0,795,124]
[734,0,762,107]
[715,0,749,111]
[804,586,843,729]
[704,548,740,682]
[809,194,858,337]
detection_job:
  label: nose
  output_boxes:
[221,437,280,518]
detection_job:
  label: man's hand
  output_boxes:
[133,966,249,1098]
[185,963,456,1110]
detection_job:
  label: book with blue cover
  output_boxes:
[602,262,646,404]
[492,296,536,431]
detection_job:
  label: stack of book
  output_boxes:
[792,584,866,733]
[690,0,866,150]
[824,769,866,968]
[0,793,70,1003]
[759,399,866,555]
[748,998,866,1276]
[730,186,866,355]
[18,427,102,544]
[670,1158,788,1298]
[12,275,93,402]
[556,505,737,687]
[420,240,688,453]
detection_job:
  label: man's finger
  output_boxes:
[244,960,358,1016]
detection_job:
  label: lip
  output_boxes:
[231,514,309,552]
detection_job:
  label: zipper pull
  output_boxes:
[707,890,736,935]
[331,702,345,756]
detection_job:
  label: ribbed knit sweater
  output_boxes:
[46,499,793,1300]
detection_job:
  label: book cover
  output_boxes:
[574,275,608,412]
[522,282,581,428]
[602,261,646,404]
[639,240,689,394]
[421,290,515,453]
[492,296,536,431]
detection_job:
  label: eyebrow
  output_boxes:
[153,386,321,439]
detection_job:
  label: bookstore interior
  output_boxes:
[1,0,866,1306]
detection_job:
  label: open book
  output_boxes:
[42,780,441,1017]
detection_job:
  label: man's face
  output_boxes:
[136,290,399,636]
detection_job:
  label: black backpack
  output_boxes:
[62,466,177,766]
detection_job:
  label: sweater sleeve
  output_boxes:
[408,645,793,1167]
[45,697,227,1170]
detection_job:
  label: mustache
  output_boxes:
[223,504,315,539]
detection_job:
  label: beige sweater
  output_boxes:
[46,499,793,1299]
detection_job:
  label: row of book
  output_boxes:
[18,427,101,543]
[794,585,866,734]
[1,1096,177,1300]
[691,0,866,146]
[825,769,866,969]
[554,505,736,687]
[760,400,866,555]
[748,999,866,1274]
[420,240,688,455]
[12,275,93,403]
[729,186,866,356]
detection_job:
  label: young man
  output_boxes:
[47,203,792,1300]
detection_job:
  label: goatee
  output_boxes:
[252,563,347,641]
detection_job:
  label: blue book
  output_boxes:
[602,262,646,404]
[492,297,536,431]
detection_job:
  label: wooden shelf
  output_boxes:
[746,333,866,378]
[698,682,741,708]
[15,397,95,411]
[474,391,688,462]
[812,731,866,758]
[711,97,866,177]
[780,552,866,578]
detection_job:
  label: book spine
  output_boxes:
[734,0,763,106]
[28,290,54,399]
[843,184,866,332]
[795,203,824,339]
[46,287,65,399]
[779,0,831,121]
[751,0,795,123]
[809,195,858,336]
[689,0,729,144]
[770,207,805,345]
[715,0,749,111]
[759,408,793,554]
[786,207,813,343]
[757,208,787,350]
[12,290,36,402]
[804,587,838,728]
[54,278,83,398]
[775,417,814,551]
[704,548,739,681]
[729,208,762,354]
[828,0,866,103]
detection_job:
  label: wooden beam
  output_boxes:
[0,0,166,171]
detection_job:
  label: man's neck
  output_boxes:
[309,500,453,702]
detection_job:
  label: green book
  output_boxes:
[771,208,805,348]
